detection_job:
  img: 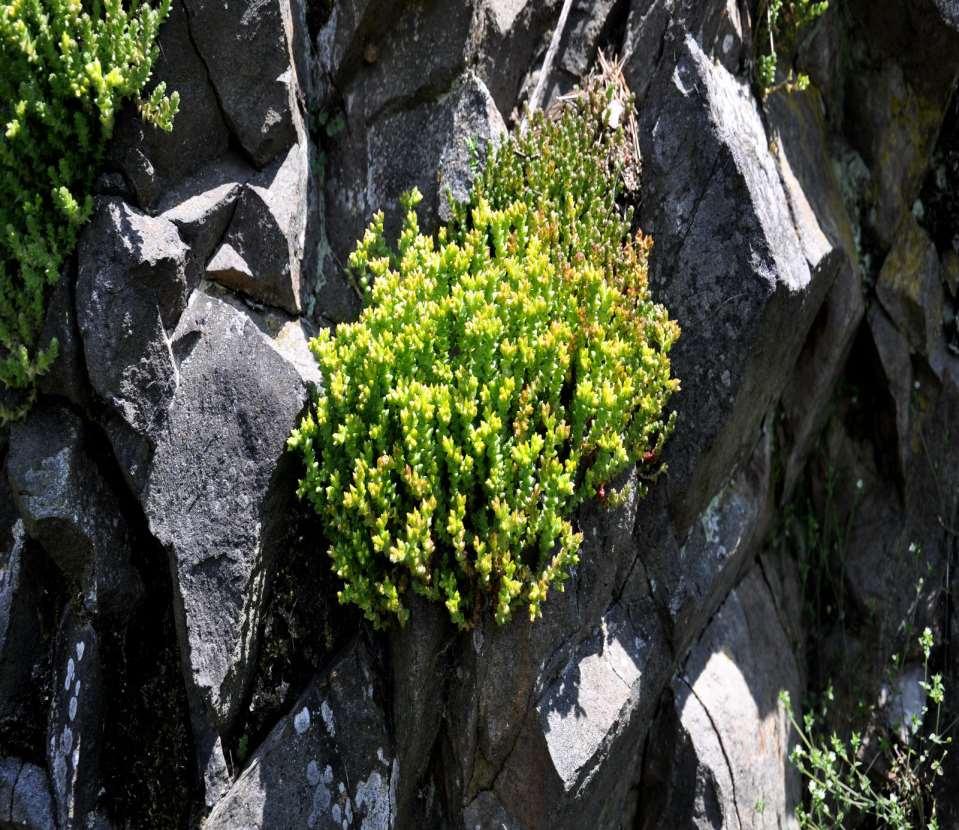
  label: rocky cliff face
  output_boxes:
[2,1,959,828]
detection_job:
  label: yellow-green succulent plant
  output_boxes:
[0,0,179,422]
[289,75,679,629]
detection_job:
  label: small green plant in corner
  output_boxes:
[780,627,952,829]
[0,0,179,423]
[288,64,680,629]
[756,0,829,95]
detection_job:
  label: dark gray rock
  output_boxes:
[108,0,231,210]
[625,0,752,107]
[639,566,803,830]
[462,791,524,830]
[313,0,406,103]
[869,305,914,474]
[470,0,565,117]
[388,594,451,827]
[75,198,190,493]
[206,139,313,314]
[47,608,103,830]
[37,264,91,412]
[160,173,243,292]
[325,72,505,298]
[0,757,56,829]
[6,404,142,619]
[846,62,948,249]
[689,0,752,74]
[523,0,619,107]
[205,639,396,830]
[435,73,507,223]
[199,281,324,388]
[0,517,45,730]
[766,89,865,499]
[143,292,309,804]
[183,0,302,167]
[656,426,774,658]
[637,33,831,533]
[439,472,669,830]
[932,0,959,31]
[623,0,674,105]
[877,214,944,361]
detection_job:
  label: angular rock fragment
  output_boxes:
[877,215,944,362]
[441,474,671,830]
[206,141,312,314]
[143,292,309,802]
[535,605,662,796]
[205,639,396,830]
[436,73,507,223]
[75,198,190,492]
[470,0,566,116]
[637,34,828,532]
[623,0,673,105]
[38,265,91,412]
[659,427,774,657]
[47,609,103,830]
[161,174,244,290]
[387,594,450,826]
[109,0,231,209]
[0,517,46,731]
[183,0,303,167]
[326,72,505,284]
[0,757,56,830]
[639,567,802,830]
[765,88,864,498]
[517,0,619,107]
[6,404,143,619]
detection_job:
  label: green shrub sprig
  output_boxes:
[0,0,179,422]
[781,627,951,829]
[756,0,828,95]
[289,72,679,629]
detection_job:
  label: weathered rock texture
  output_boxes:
[4,0,959,827]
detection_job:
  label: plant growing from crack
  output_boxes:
[289,65,680,629]
[0,0,179,423]
[756,0,829,95]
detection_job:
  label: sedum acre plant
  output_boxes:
[0,0,179,422]
[289,67,679,629]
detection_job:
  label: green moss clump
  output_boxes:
[288,74,680,629]
[0,0,179,422]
